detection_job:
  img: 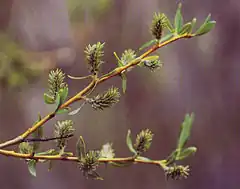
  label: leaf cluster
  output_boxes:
[140,3,216,51]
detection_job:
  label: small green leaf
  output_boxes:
[32,113,43,152]
[54,86,69,112]
[195,20,216,36]
[177,113,195,152]
[139,39,157,51]
[36,113,41,122]
[32,129,43,152]
[76,136,86,160]
[162,13,174,32]
[43,93,55,104]
[126,130,137,154]
[199,14,211,26]
[121,73,127,94]
[55,92,61,112]
[174,3,183,34]
[190,18,197,34]
[195,14,215,36]
[165,149,180,165]
[27,160,37,177]
[59,86,68,103]
[60,151,73,157]
[141,55,159,62]
[19,142,33,154]
[35,149,58,156]
[114,52,123,67]
[176,146,197,160]
[56,107,70,115]
[179,22,192,35]
[159,33,174,43]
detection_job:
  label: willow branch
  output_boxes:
[0,149,166,168]
[0,34,193,149]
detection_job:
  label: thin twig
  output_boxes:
[0,148,166,168]
[67,75,93,80]
[23,134,74,143]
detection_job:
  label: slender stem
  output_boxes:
[23,134,74,143]
[0,149,165,167]
[0,34,193,149]
[67,75,92,80]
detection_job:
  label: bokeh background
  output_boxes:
[0,0,239,189]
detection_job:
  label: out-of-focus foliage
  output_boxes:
[67,0,113,22]
[0,33,44,88]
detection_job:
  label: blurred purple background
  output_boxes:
[0,0,239,189]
